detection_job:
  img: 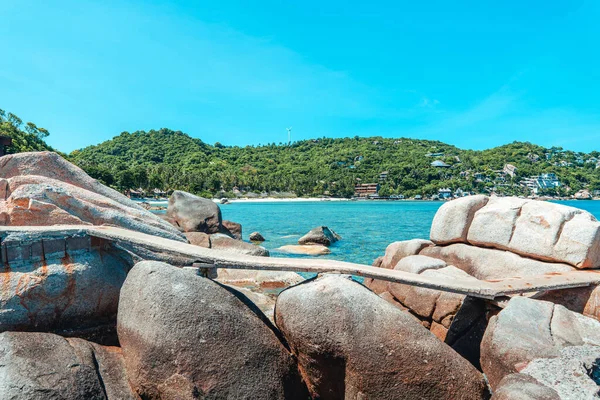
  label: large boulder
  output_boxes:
[1,174,185,242]
[465,196,600,269]
[0,151,138,209]
[117,261,308,399]
[298,226,341,246]
[420,243,575,280]
[275,274,489,399]
[0,331,136,399]
[166,190,222,233]
[430,195,489,244]
[0,229,133,343]
[467,197,528,250]
[480,296,600,390]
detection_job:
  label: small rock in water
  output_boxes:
[277,244,331,256]
[298,226,341,246]
[249,231,265,242]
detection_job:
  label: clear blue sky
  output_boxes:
[2,0,599,153]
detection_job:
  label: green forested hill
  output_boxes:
[0,109,54,153]
[69,128,600,198]
[2,107,598,197]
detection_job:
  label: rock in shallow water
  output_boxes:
[166,190,222,233]
[117,260,308,399]
[298,226,341,246]
[276,244,331,256]
[275,274,490,400]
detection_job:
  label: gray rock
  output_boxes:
[117,261,308,399]
[521,345,600,400]
[166,190,222,233]
[480,296,600,390]
[275,274,489,399]
[210,233,269,256]
[492,374,560,400]
[0,331,136,400]
[249,231,265,242]
[298,226,341,246]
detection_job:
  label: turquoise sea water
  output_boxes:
[185,200,600,266]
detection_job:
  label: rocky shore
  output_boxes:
[1,151,600,399]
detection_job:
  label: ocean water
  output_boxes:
[158,200,600,266]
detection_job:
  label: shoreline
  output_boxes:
[134,196,600,205]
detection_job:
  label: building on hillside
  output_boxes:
[527,153,540,163]
[503,164,517,178]
[521,173,561,194]
[354,183,380,198]
[152,188,168,198]
[379,171,388,181]
[127,188,145,199]
[431,160,451,168]
[0,136,12,157]
[438,188,452,199]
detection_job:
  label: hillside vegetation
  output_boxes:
[2,108,598,198]
[69,129,600,198]
[0,109,54,153]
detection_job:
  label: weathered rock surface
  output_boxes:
[216,268,304,290]
[298,226,341,246]
[166,190,222,233]
[464,196,600,269]
[430,195,489,244]
[420,243,575,280]
[363,239,433,294]
[221,219,242,239]
[184,231,211,248]
[468,196,528,250]
[1,175,185,241]
[249,231,265,242]
[521,345,600,400]
[0,331,136,399]
[118,261,308,399]
[0,229,133,342]
[480,296,600,390]
[1,151,137,209]
[210,233,269,256]
[276,244,331,256]
[491,374,560,400]
[275,274,489,399]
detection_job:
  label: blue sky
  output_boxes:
[1,0,599,152]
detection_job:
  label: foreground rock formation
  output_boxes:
[481,297,600,393]
[0,152,185,242]
[118,261,308,399]
[0,331,136,399]
[275,274,490,399]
